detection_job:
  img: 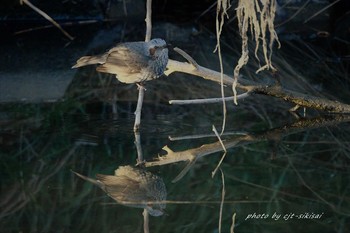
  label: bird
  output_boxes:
[72,38,169,84]
[72,165,167,217]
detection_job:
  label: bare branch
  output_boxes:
[169,93,250,105]
[134,84,145,131]
[134,132,144,165]
[165,59,241,86]
[20,0,74,41]
[249,85,350,113]
[173,47,199,68]
[165,57,350,113]
[133,0,152,132]
[145,0,152,42]
[212,125,227,177]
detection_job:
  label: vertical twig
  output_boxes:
[218,169,225,233]
[135,0,153,220]
[211,125,229,177]
[145,0,152,42]
[134,131,144,164]
[215,0,231,134]
[230,213,236,233]
[134,0,152,132]
[133,85,145,131]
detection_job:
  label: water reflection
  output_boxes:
[147,114,350,183]
[1,99,350,232]
[72,165,167,217]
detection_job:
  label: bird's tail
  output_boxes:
[71,170,104,189]
[72,54,107,68]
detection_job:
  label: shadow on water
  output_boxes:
[1,1,350,232]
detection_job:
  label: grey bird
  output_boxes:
[72,166,167,217]
[72,38,169,83]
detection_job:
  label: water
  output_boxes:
[1,19,350,233]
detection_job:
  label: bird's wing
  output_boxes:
[96,43,149,75]
[96,174,152,204]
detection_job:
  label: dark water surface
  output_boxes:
[1,8,350,233]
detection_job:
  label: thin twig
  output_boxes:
[212,125,227,178]
[276,0,311,27]
[134,0,152,132]
[14,20,98,35]
[196,1,217,21]
[135,132,144,165]
[218,169,225,233]
[145,0,152,42]
[169,92,250,105]
[230,213,236,233]
[173,47,199,68]
[20,0,74,40]
[304,0,341,24]
[134,85,145,131]
[122,0,128,16]
[169,131,247,141]
[215,0,230,134]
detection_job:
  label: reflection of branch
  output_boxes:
[143,209,150,233]
[171,157,198,183]
[218,170,225,233]
[145,115,350,179]
[169,131,247,141]
[134,132,144,165]
[211,125,227,177]
[166,49,350,113]
[230,213,236,233]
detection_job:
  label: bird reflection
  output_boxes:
[72,166,166,216]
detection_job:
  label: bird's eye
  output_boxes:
[149,47,156,56]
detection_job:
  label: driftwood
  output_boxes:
[165,48,350,113]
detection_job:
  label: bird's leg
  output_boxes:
[136,82,147,91]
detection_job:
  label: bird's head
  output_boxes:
[148,38,169,58]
